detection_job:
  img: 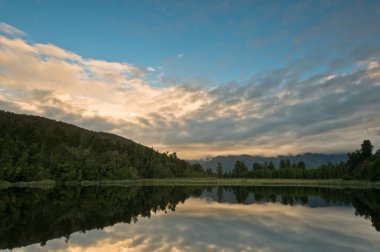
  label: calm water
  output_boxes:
[1,186,379,252]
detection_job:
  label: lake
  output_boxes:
[0,186,379,251]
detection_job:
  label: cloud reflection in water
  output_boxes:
[10,198,380,252]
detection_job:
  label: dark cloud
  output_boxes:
[0,99,24,113]
[0,97,119,134]
[146,65,380,156]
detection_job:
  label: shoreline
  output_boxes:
[1,178,380,189]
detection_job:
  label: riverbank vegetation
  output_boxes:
[0,110,379,183]
[1,178,380,189]
[208,140,380,181]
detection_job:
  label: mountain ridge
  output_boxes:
[191,153,348,171]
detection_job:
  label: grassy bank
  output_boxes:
[94,178,380,189]
[2,178,380,189]
[0,179,56,189]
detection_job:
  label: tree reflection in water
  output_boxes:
[0,186,379,250]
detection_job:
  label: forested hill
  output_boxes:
[0,110,205,182]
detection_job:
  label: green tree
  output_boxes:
[253,162,262,171]
[361,140,373,159]
[285,159,291,169]
[268,161,275,170]
[216,162,223,177]
[279,159,291,169]
[297,161,306,170]
[206,168,213,177]
[233,160,249,178]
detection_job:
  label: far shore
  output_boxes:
[1,178,380,189]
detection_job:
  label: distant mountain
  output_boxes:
[193,153,348,171]
[0,110,205,182]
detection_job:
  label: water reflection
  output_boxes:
[0,186,379,251]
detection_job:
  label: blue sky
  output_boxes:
[0,0,380,158]
[3,0,378,83]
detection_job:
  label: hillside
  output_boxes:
[195,153,348,171]
[0,111,205,182]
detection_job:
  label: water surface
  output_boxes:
[1,186,379,251]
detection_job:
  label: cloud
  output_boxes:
[0,25,380,159]
[34,43,81,61]
[0,22,26,37]
[147,66,156,72]
[84,59,144,81]
[0,35,35,53]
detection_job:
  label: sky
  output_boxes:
[0,0,380,159]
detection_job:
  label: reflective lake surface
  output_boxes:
[1,186,379,252]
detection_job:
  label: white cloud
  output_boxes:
[147,66,156,72]
[0,36,35,53]
[0,22,26,37]
[84,59,143,80]
[0,26,380,159]
[368,61,379,70]
[34,43,81,61]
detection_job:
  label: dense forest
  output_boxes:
[211,140,380,181]
[0,111,205,182]
[0,110,379,182]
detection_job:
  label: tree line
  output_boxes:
[0,111,206,182]
[1,111,379,182]
[209,140,380,181]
